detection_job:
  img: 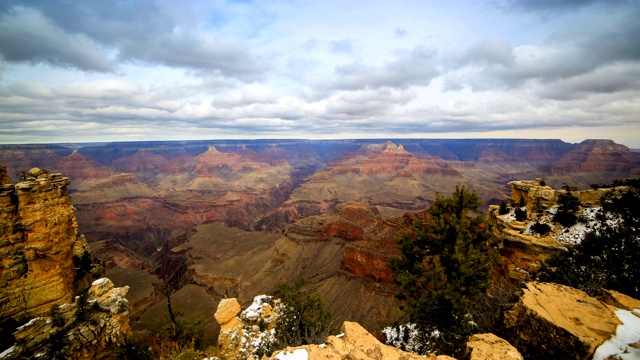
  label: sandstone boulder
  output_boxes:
[463,333,523,360]
[215,297,241,324]
[503,282,621,359]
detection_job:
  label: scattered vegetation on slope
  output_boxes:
[538,180,640,298]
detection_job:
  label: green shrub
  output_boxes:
[514,208,527,221]
[553,211,577,228]
[498,201,509,215]
[530,222,551,236]
[553,185,580,228]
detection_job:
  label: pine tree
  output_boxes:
[390,186,496,355]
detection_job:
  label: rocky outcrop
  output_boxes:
[508,178,629,209]
[488,206,565,282]
[492,179,632,281]
[266,321,456,360]
[0,165,130,359]
[0,167,98,320]
[215,295,281,360]
[463,333,523,360]
[1,278,131,360]
[0,164,10,184]
[503,282,624,360]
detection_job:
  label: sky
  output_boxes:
[0,0,639,147]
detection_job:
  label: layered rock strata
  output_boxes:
[539,139,640,174]
[508,178,628,209]
[0,167,95,320]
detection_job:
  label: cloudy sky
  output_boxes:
[1,0,639,147]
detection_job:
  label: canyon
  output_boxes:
[1,138,639,358]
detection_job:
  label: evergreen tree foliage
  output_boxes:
[498,201,509,215]
[553,184,581,227]
[273,277,332,349]
[514,207,527,221]
[390,186,496,355]
[539,184,640,298]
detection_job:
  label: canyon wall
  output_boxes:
[0,167,96,320]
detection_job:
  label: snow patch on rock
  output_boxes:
[593,308,640,360]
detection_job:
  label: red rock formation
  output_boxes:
[342,239,398,284]
[111,150,169,173]
[540,139,640,173]
[325,142,461,176]
[54,150,114,178]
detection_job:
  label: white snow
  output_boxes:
[500,207,520,223]
[91,277,110,287]
[518,206,623,245]
[241,295,272,322]
[593,308,640,360]
[0,346,16,359]
[16,317,44,330]
[382,323,426,353]
[275,348,309,360]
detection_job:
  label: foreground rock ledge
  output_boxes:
[267,321,455,360]
[503,282,621,359]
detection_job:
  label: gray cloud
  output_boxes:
[0,1,266,78]
[509,0,625,14]
[330,46,439,91]
[0,7,112,72]
[325,89,413,117]
[537,63,640,100]
[457,7,640,94]
[452,38,514,68]
[443,74,464,91]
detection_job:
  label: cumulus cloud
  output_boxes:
[454,7,640,95]
[0,1,266,78]
[0,7,112,72]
